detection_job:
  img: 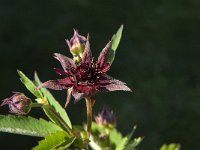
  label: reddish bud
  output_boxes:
[1,92,32,115]
[95,106,116,128]
[66,30,86,56]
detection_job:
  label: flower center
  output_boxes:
[75,62,102,85]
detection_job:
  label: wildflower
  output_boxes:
[39,34,131,107]
[95,106,116,128]
[1,92,32,115]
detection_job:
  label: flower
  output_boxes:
[1,92,32,115]
[66,30,86,62]
[39,34,131,107]
[95,106,116,128]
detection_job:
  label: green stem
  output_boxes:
[32,103,43,108]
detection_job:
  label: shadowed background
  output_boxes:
[0,0,200,150]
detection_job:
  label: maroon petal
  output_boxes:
[102,62,111,73]
[75,84,96,95]
[81,34,92,64]
[54,53,76,71]
[72,90,86,103]
[65,87,73,108]
[98,75,132,92]
[66,39,72,50]
[54,68,69,76]
[97,41,111,68]
[38,78,73,90]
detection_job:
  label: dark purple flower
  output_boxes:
[39,35,131,107]
[66,29,86,56]
[95,106,116,128]
[1,92,32,115]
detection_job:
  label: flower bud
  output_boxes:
[1,92,32,115]
[95,106,116,128]
[66,30,86,57]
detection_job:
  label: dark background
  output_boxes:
[0,0,200,150]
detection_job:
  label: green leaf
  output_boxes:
[0,115,62,137]
[32,131,75,150]
[17,70,43,98]
[116,136,129,150]
[55,137,76,150]
[160,143,181,150]
[108,24,123,64]
[127,126,137,141]
[125,137,143,150]
[73,138,84,149]
[115,126,138,150]
[34,72,72,129]
[42,105,73,135]
[91,122,105,133]
[109,128,123,147]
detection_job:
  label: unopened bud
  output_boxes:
[95,106,116,128]
[1,92,32,115]
[66,30,86,57]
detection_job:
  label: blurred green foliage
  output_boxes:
[160,143,180,150]
[0,0,199,149]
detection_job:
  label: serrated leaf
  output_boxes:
[108,24,123,64]
[34,72,72,129]
[17,70,43,98]
[160,143,181,150]
[32,131,75,150]
[0,115,62,137]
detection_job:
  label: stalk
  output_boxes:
[31,103,43,108]
[84,97,93,150]
[85,97,93,136]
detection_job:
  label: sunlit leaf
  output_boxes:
[115,126,140,150]
[116,136,129,150]
[32,131,75,150]
[0,115,62,137]
[108,24,123,64]
[91,122,105,133]
[160,143,181,150]
[109,128,123,147]
[17,70,43,98]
